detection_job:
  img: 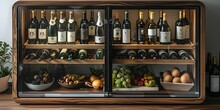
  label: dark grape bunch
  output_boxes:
[31,68,53,85]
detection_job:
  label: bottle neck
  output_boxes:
[96,12,103,26]
[159,11,163,19]
[183,10,186,18]
[82,12,87,20]
[91,11,94,20]
[179,11,183,19]
[31,10,36,19]
[124,12,128,20]
[139,11,143,20]
[213,56,217,66]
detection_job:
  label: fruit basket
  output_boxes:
[160,82,194,92]
[24,78,54,91]
[58,74,86,89]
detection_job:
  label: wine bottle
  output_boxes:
[28,10,38,44]
[48,49,60,61]
[145,11,151,26]
[160,13,171,44]
[175,11,186,44]
[157,11,163,42]
[96,49,104,59]
[58,11,67,44]
[67,11,77,44]
[147,11,157,44]
[178,50,190,60]
[38,49,49,61]
[122,11,131,44]
[38,10,48,44]
[158,50,168,59]
[88,10,96,42]
[95,11,105,44]
[80,11,89,44]
[59,49,68,60]
[148,49,157,60]
[48,10,58,44]
[137,11,146,44]
[26,49,39,61]
[116,49,128,59]
[183,10,190,43]
[113,12,122,44]
[209,56,220,97]
[168,50,178,59]
[79,49,88,60]
[138,49,147,59]
[67,49,77,61]
[206,52,212,91]
[127,50,137,60]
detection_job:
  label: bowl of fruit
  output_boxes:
[24,69,54,91]
[85,75,104,89]
[58,74,86,89]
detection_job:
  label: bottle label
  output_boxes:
[38,29,47,40]
[81,28,88,40]
[28,28,37,39]
[148,29,156,38]
[48,36,57,43]
[68,19,74,23]
[122,29,130,43]
[89,26,95,36]
[113,28,121,40]
[185,25,190,39]
[138,28,145,36]
[157,28,160,37]
[95,36,105,43]
[160,31,171,43]
[67,31,76,43]
[176,26,185,40]
[58,31,67,42]
[211,75,220,92]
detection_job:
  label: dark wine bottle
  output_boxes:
[67,49,77,61]
[148,49,157,60]
[145,11,151,26]
[206,52,212,90]
[137,11,146,44]
[178,50,190,60]
[209,56,220,97]
[122,11,131,44]
[95,11,105,44]
[48,10,58,44]
[79,49,88,60]
[67,11,77,44]
[38,10,48,44]
[28,10,38,44]
[113,12,122,44]
[59,49,68,60]
[160,13,171,44]
[88,10,96,42]
[157,11,163,42]
[147,11,157,44]
[127,50,137,60]
[116,49,128,59]
[80,11,89,44]
[96,49,104,59]
[48,49,60,61]
[183,10,190,43]
[168,50,178,59]
[158,50,168,59]
[175,11,186,44]
[58,11,67,44]
[138,49,147,59]
[38,49,49,61]
[25,49,39,61]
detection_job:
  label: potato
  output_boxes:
[173,77,181,83]
[180,73,191,83]
[163,74,173,82]
[171,67,181,77]
[163,71,171,78]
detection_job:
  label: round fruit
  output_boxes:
[163,74,173,82]
[171,67,181,77]
[180,73,191,83]
[117,74,122,78]
[173,77,181,83]
[163,71,171,78]
[90,75,99,82]
[92,79,103,89]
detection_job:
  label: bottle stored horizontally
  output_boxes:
[95,11,105,44]
[48,49,60,61]
[178,50,190,60]
[28,10,38,44]
[38,49,49,61]
[209,56,220,97]
[48,10,58,44]
[169,50,178,59]
[127,50,137,60]
[59,49,68,60]
[38,10,48,44]
[148,49,157,59]
[116,49,128,59]
[138,49,147,59]
[25,49,39,61]
[88,10,96,42]
[67,11,77,44]
[147,11,157,44]
[122,11,131,44]
[58,11,67,44]
[137,11,146,44]
[157,11,163,41]
[113,12,122,44]
[79,49,88,60]
[96,49,104,59]
[160,13,171,44]
[183,10,190,43]
[80,11,89,44]
[67,49,77,61]
[175,11,186,44]
[158,50,168,59]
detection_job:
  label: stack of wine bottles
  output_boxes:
[24,49,104,61]
[114,49,190,60]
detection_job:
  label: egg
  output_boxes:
[163,71,171,78]
[171,67,181,77]
[180,73,191,83]
[163,74,173,82]
[173,77,181,83]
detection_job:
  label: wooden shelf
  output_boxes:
[112,42,195,50]
[23,59,104,64]
[112,59,195,65]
